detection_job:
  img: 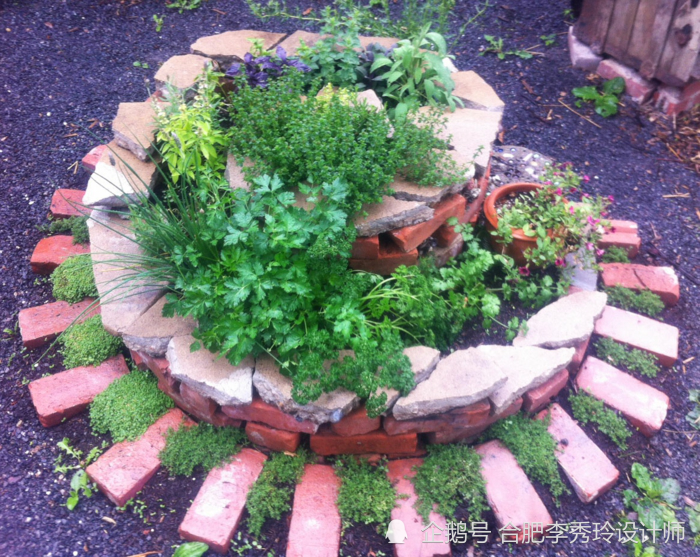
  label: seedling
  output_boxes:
[540,34,556,47]
[686,389,700,430]
[172,542,209,557]
[482,35,533,60]
[623,463,680,531]
[572,77,625,118]
[152,14,164,32]
[166,0,203,13]
[54,438,104,510]
[133,60,150,69]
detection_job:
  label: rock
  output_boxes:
[513,290,608,349]
[390,174,471,205]
[190,30,286,67]
[477,345,574,414]
[112,100,163,162]
[224,154,253,191]
[356,89,383,111]
[83,141,158,208]
[167,335,254,407]
[88,210,165,335]
[252,354,359,425]
[154,54,215,99]
[82,144,107,173]
[275,30,321,58]
[567,27,603,72]
[354,196,433,237]
[565,250,599,292]
[392,347,507,420]
[489,145,553,190]
[122,296,196,357]
[358,35,399,50]
[379,346,441,413]
[451,70,504,112]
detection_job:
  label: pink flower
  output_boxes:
[518,266,530,277]
[582,193,591,199]
[586,242,594,251]
[601,211,609,217]
[555,188,563,195]
[544,180,553,185]
[587,215,600,225]
[569,206,576,214]
[570,187,577,193]
[583,175,590,182]
[596,249,605,256]
[608,195,615,202]
[555,258,566,267]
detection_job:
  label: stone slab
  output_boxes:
[167,334,253,407]
[30,235,90,275]
[275,30,321,57]
[354,196,433,237]
[245,422,301,453]
[451,70,504,112]
[380,346,441,413]
[383,400,491,436]
[600,263,680,306]
[19,299,99,349]
[390,174,472,205]
[112,100,162,161]
[190,30,286,66]
[50,189,86,219]
[567,27,603,72]
[154,54,214,98]
[310,428,419,456]
[179,448,267,554]
[224,154,253,191]
[122,296,196,357]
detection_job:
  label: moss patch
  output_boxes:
[59,315,123,369]
[51,254,98,304]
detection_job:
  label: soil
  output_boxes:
[1,1,699,557]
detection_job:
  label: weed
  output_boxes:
[411,444,488,523]
[573,77,625,118]
[53,437,104,510]
[540,34,556,47]
[230,532,266,556]
[133,60,150,69]
[335,457,396,528]
[687,501,700,546]
[605,286,664,317]
[167,0,203,14]
[43,216,89,244]
[484,413,569,502]
[51,254,98,304]
[90,369,174,442]
[595,337,659,378]
[569,391,632,450]
[159,422,246,476]
[623,463,680,530]
[601,245,630,263]
[152,14,164,32]
[686,389,700,430]
[172,542,209,557]
[482,35,534,60]
[59,315,123,369]
[117,498,149,523]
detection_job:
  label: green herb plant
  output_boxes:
[153,14,164,32]
[605,286,664,317]
[623,463,681,531]
[573,77,625,118]
[687,389,700,430]
[601,245,630,263]
[172,542,209,557]
[59,315,123,369]
[43,216,89,244]
[482,35,534,60]
[53,437,105,510]
[166,0,203,13]
[687,500,700,546]
[569,391,632,449]
[540,34,556,46]
[595,337,659,378]
[133,60,150,69]
[51,254,98,304]
[335,457,397,528]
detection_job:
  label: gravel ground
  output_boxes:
[1,1,698,556]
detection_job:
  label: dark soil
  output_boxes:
[1,1,699,556]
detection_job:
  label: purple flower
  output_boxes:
[586,242,594,251]
[544,180,553,185]
[555,258,566,267]
[596,249,605,257]
[555,187,563,195]
[518,266,530,277]
[587,215,600,226]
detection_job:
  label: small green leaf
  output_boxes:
[172,542,209,557]
[658,477,681,505]
[572,86,600,101]
[594,94,619,118]
[602,76,625,95]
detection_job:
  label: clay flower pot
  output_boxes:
[483,182,544,267]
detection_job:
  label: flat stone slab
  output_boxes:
[19,299,99,349]
[390,175,469,205]
[475,440,553,543]
[50,189,85,219]
[287,464,341,557]
[154,54,214,98]
[122,296,196,357]
[275,30,321,57]
[88,210,165,335]
[565,249,599,292]
[86,408,192,506]
[513,290,608,349]
[452,70,505,112]
[593,305,679,366]
[310,428,419,456]
[179,448,267,554]
[167,334,254,407]
[83,140,158,208]
[354,196,433,237]
[28,355,129,427]
[245,422,301,453]
[377,346,440,413]
[224,154,253,191]
[190,30,286,66]
[477,345,575,414]
[576,356,669,437]
[30,235,90,275]
[387,459,451,556]
[600,263,680,306]
[221,396,319,434]
[392,348,507,420]
[112,100,162,161]
[253,354,359,424]
[537,403,619,503]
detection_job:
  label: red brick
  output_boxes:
[287,464,341,557]
[448,399,493,425]
[30,235,90,275]
[86,408,193,506]
[28,355,129,427]
[221,396,318,434]
[576,356,669,437]
[475,440,553,543]
[82,144,107,173]
[433,220,461,247]
[427,398,522,444]
[654,82,700,115]
[350,235,380,259]
[130,349,148,370]
[600,263,679,306]
[310,427,419,455]
[245,422,301,453]
[432,234,464,267]
[536,403,619,503]
[597,59,655,104]
[387,459,452,556]
[599,232,641,258]
[19,298,100,349]
[49,189,85,219]
[209,410,242,429]
[330,406,380,437]
[180,382,218,422]
[179,448,267,554]
[608,219,638,235]
[522,369,569,414]
[389,195,467,252]
[568,337,590,375]
[594,305,679,366]
[383,414,453,435]
[349,240,418,275]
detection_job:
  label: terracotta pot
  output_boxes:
[483,182,544,267]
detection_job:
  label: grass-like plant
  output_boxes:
[569,391,632,450]
[605,286,664,317]
[595,337,659,378]
[59,315,123,369]
[335,456,397,527]
[51,254,98,304]
[90,369,174,442]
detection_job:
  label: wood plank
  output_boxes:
[625,0,661,68]
[605,0,642,62]
[664,0,700,85]
[640,0,683,79]
[574,0,616,54]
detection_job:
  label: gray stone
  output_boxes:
[253,354,359,424]
[568,27,603,72]
[451,71,504,112]
[122,296,196,357]
[190,30,286,66]
[87,210,165,335]
[513,291,608,349]
[83,141,158,208]
[566,250,599,291]
[392,348,507,420]
[154,54,216,99]
[112,100,162,162]
[358,35,399,50]
[390,172,473,206]
[442,57,459,74]
[275,30,321,58]
[489,145,553,192]
[354,196,433,237]
[477,345,575,414]
[379,346,441,413]
[356,89,383,112]
[167,335,254,407]
[224,154,252,191]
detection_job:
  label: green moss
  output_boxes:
[90,369,174,442]
[601,246,630,264]
[411,444,488,523]
[484,412,569,502]
[595,337,659,377]
[335,456,397,527]
[569,391,632,450]
[605,286,664,317]
[46,216,89,245]
[59,315,123,369]
[51,254,98,304]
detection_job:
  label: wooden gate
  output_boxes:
[574,0,700,87]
